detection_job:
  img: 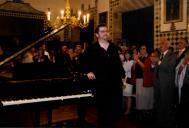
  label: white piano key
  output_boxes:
[1,93,93,106]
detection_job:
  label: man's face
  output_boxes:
[140,46,147,56]
[160,40,169,52]
[178,39,186,50]
[150,52,157,62]
[75,45,82,54]
[96,26,109,40]
[61,45,68,53]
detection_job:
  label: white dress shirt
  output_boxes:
[123,60,134,78]
[175,59,187,103]
[158,50,169,65]
[178,48,186,57]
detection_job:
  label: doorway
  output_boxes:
[122,6,154,52]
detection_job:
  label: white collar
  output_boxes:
[162,50,169,56]
[179,48,186,53]
[176,59,189,69]
[99,41,109,50]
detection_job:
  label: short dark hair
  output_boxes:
[95,23,107,34]
[140,45,147,50]
[180,37,188,44]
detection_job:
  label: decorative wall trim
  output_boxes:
[0,10,45,19]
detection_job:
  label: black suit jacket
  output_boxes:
[176,65,189,124]
[175,49,187,66]
[180,65,189,105]
[154,50,176,109]
[154,50,177,128]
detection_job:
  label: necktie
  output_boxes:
[178,65,184,75]
[160,53,164,61]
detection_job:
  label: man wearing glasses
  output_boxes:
[82,24,125,128]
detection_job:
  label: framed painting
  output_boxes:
[160,0,187,31]
[164,0,183,23]
[99,12,107,24]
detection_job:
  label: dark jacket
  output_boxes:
[180,65,189,105]
[81,42,125,126]
[175,48,188,66]
[154,50,177,128]
[82,42,125,86]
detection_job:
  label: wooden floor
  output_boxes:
[0,104,155,128]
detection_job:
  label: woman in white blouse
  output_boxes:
[120,52,134,114]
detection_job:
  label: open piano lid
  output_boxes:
[0,24,70,80]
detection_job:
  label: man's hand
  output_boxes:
[87,72,96,80]
[151,56,160,64]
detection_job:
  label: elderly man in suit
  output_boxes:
[175,38,188,66]
[153,39,177,128]
[175,50,189,128]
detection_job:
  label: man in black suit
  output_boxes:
[153,39,177,128]
[175,38,188,66]
[175,50,189,128]
[82,24,125,128]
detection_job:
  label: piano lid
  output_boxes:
[0,24,69,67]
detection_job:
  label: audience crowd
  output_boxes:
[0,37,188,128]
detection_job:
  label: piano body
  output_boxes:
[0,25,94,127]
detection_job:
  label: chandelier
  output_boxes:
[47,0,90,29]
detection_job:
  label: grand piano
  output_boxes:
[0,24,95,127]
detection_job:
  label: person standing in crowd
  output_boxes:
[55,44,73,70]
[42,43,50,60]
[33,47,50,63]
[175,50,189,128]
[121,52,134,115]
[141,47,154,115]
[130,48,138,96]
[175,38,188,66]
[153,39,177,128]
[73,43,84,72]
[133,45,153,118]
[21,47,36,63]
[82,24,125,128]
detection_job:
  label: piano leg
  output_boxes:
[77,103,86,124]
[47,109,52,126]
[33,109,52,127]
[33,110,40,127]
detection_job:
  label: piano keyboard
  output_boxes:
[1,93,93,106]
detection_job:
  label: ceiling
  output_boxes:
[116,0,154,12]
[0,0,155,14]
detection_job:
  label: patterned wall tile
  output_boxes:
[154,0,189,51]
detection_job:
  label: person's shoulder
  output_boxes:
[144,55,150,60]
[83,42,98,54]
[127,60,134,67]
[167,50,176,57]
[108,42,120,50]
[186,64,189,74]
[109,41,116,47]
[171,52,177,58]
[130,60,134,64]
[87,42,98,50]
[174,51,179,54]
